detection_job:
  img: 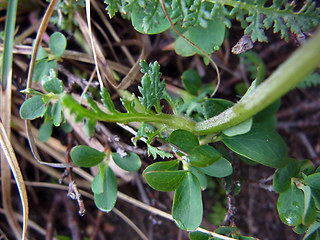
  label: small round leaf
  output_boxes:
[198,158,233,178]
[112,152,141,172]
[70,145,106,168]
[19,95,47,120]
[169,129,199,153]
[94,166,117,212]
[187,145,221,167]
[49,32,67,57]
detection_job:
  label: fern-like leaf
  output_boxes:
[138,61,166,113]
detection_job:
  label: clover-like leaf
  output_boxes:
[187,145,221,167]
[19,95,48,120]
[181,70,201,96]
[277,183,304,227]
[38,121,53,142]
[172,172,202,231]
[174,18,225,57]
[143,160,188,192]
[198,158,233,178]
[112,152,141,172]
[94,166,117,212]
[70,145,106,168]
[169,129,199,153]
[304,173,320,189]
[49,32,67,57]
[222,124,288,168]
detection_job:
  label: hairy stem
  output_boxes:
[195,29,320,134]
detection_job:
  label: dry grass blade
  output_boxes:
[0,120,29,239]
[1,0,23,238]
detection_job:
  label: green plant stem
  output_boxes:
[62,30,320,136]
[61,94,196,132]
[195,29,320,134]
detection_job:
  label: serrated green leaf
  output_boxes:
[304,173,320,189]
[277,183,304,227]
[169,129,199,153]
[104,0,120,18]
[174,18,225,57]
[112,152,141,172]
[143,160,188,192]
[94,166,117,212]
[172,172,202,231]
[138,61,165,113]
[19,95,48,120]
[181,70,201,96]
[100,87,117,113]
[84,118,97,137]
[187,145,221,167]
[70,145,106,167]
[222,124,288,168]
[51,101,63,127]
[49,32,67,57]
[38,121,53,142]
[147,143,173,159]
[198,157,233,178]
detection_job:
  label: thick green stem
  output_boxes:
[195,29,320,134]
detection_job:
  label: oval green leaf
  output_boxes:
[143,161,188,192]
[304,172,320,189]
[38,121,53,142]
[175,18,225,56]
[190,167,208,190]
[187,145,221,167]
[19,95,47,120]
[51,101,63,127]
[94,166,117,212]
[181,70,201,96]
[172,172,203,231]
[70,145,106,168]
[273,158,301,193]
[222,118,253,137]
[198,158,233,178]
[49,32,67,57]
[112,152,141,172]
[277,183,304,226]
[169,129,199,153]
[222,125,288,168]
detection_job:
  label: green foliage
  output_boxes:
[93,166,117,212]
[172,172,202,231]
[70,146,106,168]
[298,73,320,88]
[112,152,141,172]
[138,60,166,113]
[181,70,201,96]
[143,160,189,192]
[19,95,48,120]
[104,0,320,43]
[222,124,288,168]
[33,32,67,83]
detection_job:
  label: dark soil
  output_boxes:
[0,1,319,240]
